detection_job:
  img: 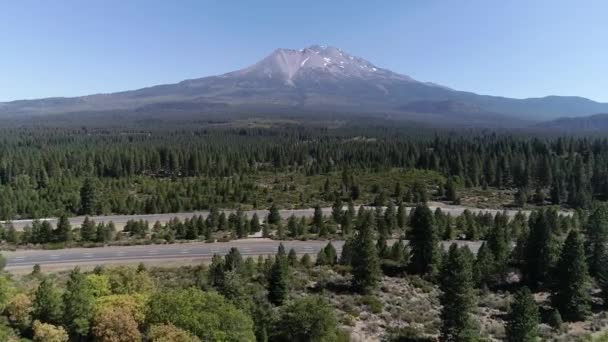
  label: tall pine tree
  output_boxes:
[440,244,479,342]
[551,229,591,322]
[505,287,540,342]
[409,204,440,277]
[350,210,381,293]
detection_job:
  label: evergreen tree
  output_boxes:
[6,224,18,244]
[208,254,226,288]
[33,278,64,325]
[80,178,96,215]
[377,234,388,259]
[55,214,72,243]
[550,178,562,205]
[267,204,281,225]
[63,267,95,338]
[585,206,608,277]
[331,197,343,223]
[505,287,540,342]
[409,204,440,277]
[224,247,243,272]
[446,177,458,202]
[440,244,479,341]
[473,242,495,288]
[339,238,353,265]
[287,248,298,267]
[312,204,325,234]
[389,239,408,265]
[250,213,261,233]
[350,211,381,293]
[523,210,560,288]
[397,202,407,230]
[487,214,509,278]
[80,216,95,242]
[551,230,591,321]
[268,257,288,305]
[384,201,396,235]
[287,215,298,238]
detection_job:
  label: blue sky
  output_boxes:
[1,0,607,102]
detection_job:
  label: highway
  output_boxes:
[0,201,549,271]
[2,239,483,271]
[3,201,552,231]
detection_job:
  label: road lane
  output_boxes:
[4,202,563,231]
[3,239,484,270]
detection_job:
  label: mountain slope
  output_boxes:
[538,113,608,132]
[1,45,607,123]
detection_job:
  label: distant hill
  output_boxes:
[538,113,608,132]
[1,45,607,126]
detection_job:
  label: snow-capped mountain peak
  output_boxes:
[232,45,414,85]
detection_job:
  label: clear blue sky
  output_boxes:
[1,0,607,102]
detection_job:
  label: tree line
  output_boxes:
[0,125,606,218]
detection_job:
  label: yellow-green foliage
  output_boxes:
[106,266,155,294]
[32,320,69,342]
[86,274,112,297]
[0,276,16,312]
[95,293,149,323]
[149,323,201,342]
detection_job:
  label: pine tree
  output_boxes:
[208,254,226,288]
[446,177,458,202]
[339,238,353,265]
[313,204,325,234]
[487,214,509,278]
[267,204,281,225]
[268,257,288,305]
[250,213,261,233]
[505,287,540,342]
[322,242,337,265]
[63,267,95,338]
[55,214,72,243]
[224,247,243,272]
[523,210,560,288]
[80,178,96,215]
[287,248,298,267]
[80,216,95,242]
[331,197,343,223]
[33,278,64,325]
[377,234,388,259]
[473,242,495,288]
[585,206,608,277]
[287,215,298,238]
[551,230,591,321]
[409,204,440,277]
[550,178,562,205]
[440,244,479,341]
[350,211,381,293]
[384,201,396,235]
[397,202,407,229]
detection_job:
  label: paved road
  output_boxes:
[3,239,483,271]
[4,202,557,231]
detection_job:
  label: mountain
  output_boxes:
[538,113,608,132]
[1,45,607,125]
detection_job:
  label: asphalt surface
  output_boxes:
[1,201,550,271]
[4,202,553,231]
[3,239,483,271]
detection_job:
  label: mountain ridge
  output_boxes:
[1,45,607,124]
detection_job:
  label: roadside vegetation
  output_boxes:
[1,202,608,340]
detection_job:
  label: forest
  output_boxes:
[0,121,605,220]
[2,120,608,341]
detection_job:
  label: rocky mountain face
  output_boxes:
[1,45,607,126]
